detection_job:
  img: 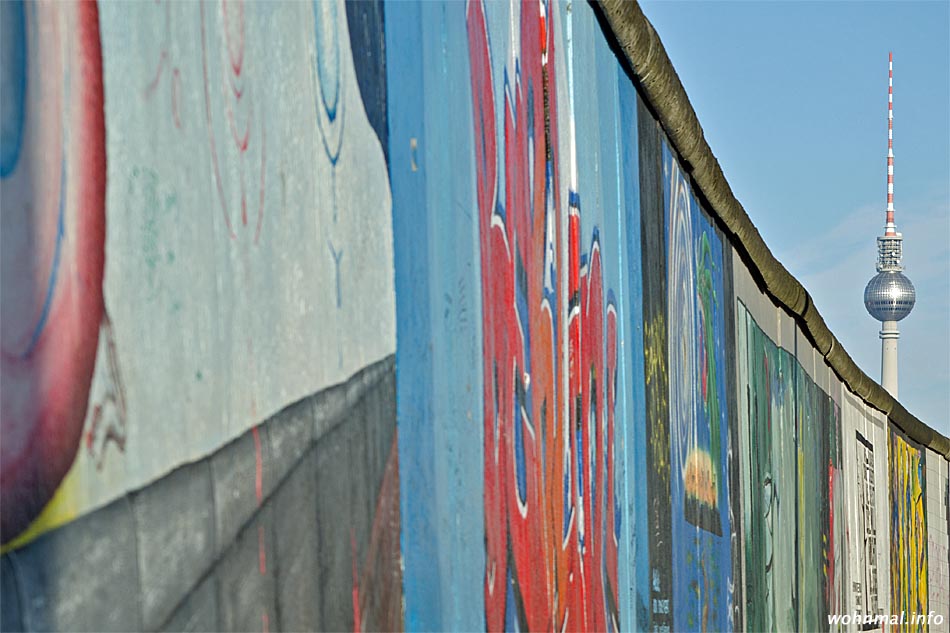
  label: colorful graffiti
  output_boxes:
[0,0,107,542]
[466,1,619,630]
[890,428,929,631]
[737,305,797,632]
[854,430,882,618]
[796,368,845,630]
[1,0,397,558]
[736,304,848,631]
[663,146,733,632]
[2,0,402,629]
[638,103,673,633]
[3,1,947,631]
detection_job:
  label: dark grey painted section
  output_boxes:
[314,414,368,633]
[216,506,276,632]
[0,355,397,633]
[159,575,218,633]
[364,373,395,514]
[210,425,277,560]
[11,498,141,632]
[132,461,215,630]
[1,555,22,632]
[267,398,315,490]
[376,371,397,497]
[272,453,321,631]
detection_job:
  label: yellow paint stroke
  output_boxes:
[890,430,928,632]
[1,465,82,553]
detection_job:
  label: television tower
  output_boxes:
[864,52,915,398]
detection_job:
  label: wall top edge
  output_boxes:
[593,0,949,459]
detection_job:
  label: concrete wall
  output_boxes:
[2,1,399,631]
[391,1,949,631]
[2,360,398,632]
[927,452,950,627]
[2,1,948,632]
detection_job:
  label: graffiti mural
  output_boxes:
[0,0,107,542]
[1,0,396,550]
[855,430,882,618]
[1,0,402,630]
[663,146,733,632]
[736,304,797,632]
[3,1,948,630]
[795,371,844,630]
[736,303,850,632]
[890,427,929,630]
[615,64,651,633]
[828,407,847,628]
[466,1,619,629]
[638,97,674,633]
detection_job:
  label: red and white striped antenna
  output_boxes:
[885,51,896,235]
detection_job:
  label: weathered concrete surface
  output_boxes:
[1,358,399,632]
[2,1,946,631]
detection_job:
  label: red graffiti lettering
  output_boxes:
[467,1,619,630]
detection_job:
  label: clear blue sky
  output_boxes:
[639,1,950,435]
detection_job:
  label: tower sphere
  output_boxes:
[864,271,916,321]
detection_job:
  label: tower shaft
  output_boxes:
[881,320,899,398]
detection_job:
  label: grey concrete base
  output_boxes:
[1,355,400,633]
